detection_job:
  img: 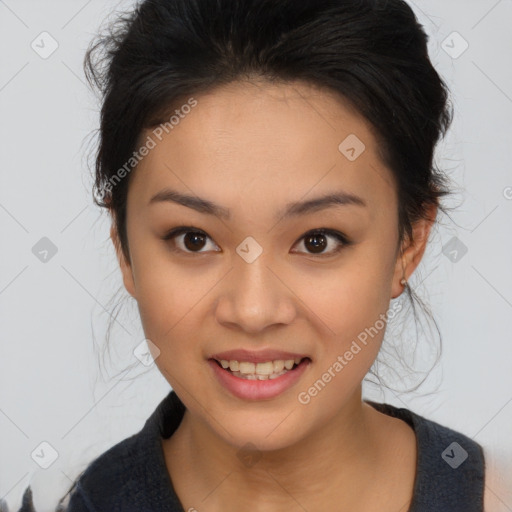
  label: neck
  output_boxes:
[163,385,391,511]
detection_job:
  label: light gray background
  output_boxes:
[1,0,511,510]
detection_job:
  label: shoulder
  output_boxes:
[12,429,153,512]
[65,424,156,511]
[367,400,486,511]
[64,393,182,511]
[63,393,184,511]
[33,429,141,512]
[12,391,183,512]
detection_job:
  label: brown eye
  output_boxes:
[183,231,207,251]
[292,229,349,257]
[162,227,220,254]
[304,232,328,254]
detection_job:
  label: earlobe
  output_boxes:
[110,224,136,299]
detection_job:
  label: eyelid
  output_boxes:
[162,226,221,253]
[161,226,351,256]
[291,228,350,257]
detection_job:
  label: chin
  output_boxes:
[215,415,308,454]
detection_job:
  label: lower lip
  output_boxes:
[208,358,311,401]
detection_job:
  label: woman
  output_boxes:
[14,0,487,510]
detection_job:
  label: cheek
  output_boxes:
[135,268,205,340]
[305,252,395,378]
[295,275,391,419]
[130,246,222,360]
[134,268,209,383]
[128,237,180,331]
[310,257,393,335]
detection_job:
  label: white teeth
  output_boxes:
[273,360,285,372]
[284,360,294,370]
[255,361,274,375]
[217,357,306,377]
[239,362,256,374]
[232,368,289,380]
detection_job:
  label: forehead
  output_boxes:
[128,79,396,218]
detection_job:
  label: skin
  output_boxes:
[111,79,436,511]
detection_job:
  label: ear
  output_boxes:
[391,203,437,299]
[110,224,136,299]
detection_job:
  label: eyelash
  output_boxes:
[161,226,351,258]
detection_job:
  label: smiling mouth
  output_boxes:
[211,357,311,380]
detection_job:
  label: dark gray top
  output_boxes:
[14,390,486,511]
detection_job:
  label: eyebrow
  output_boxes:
[148,187,367,221]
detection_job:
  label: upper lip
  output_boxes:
[209,349,310,364]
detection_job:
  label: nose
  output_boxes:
[214,254,297,334]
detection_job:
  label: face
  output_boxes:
[113,79,432,452]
